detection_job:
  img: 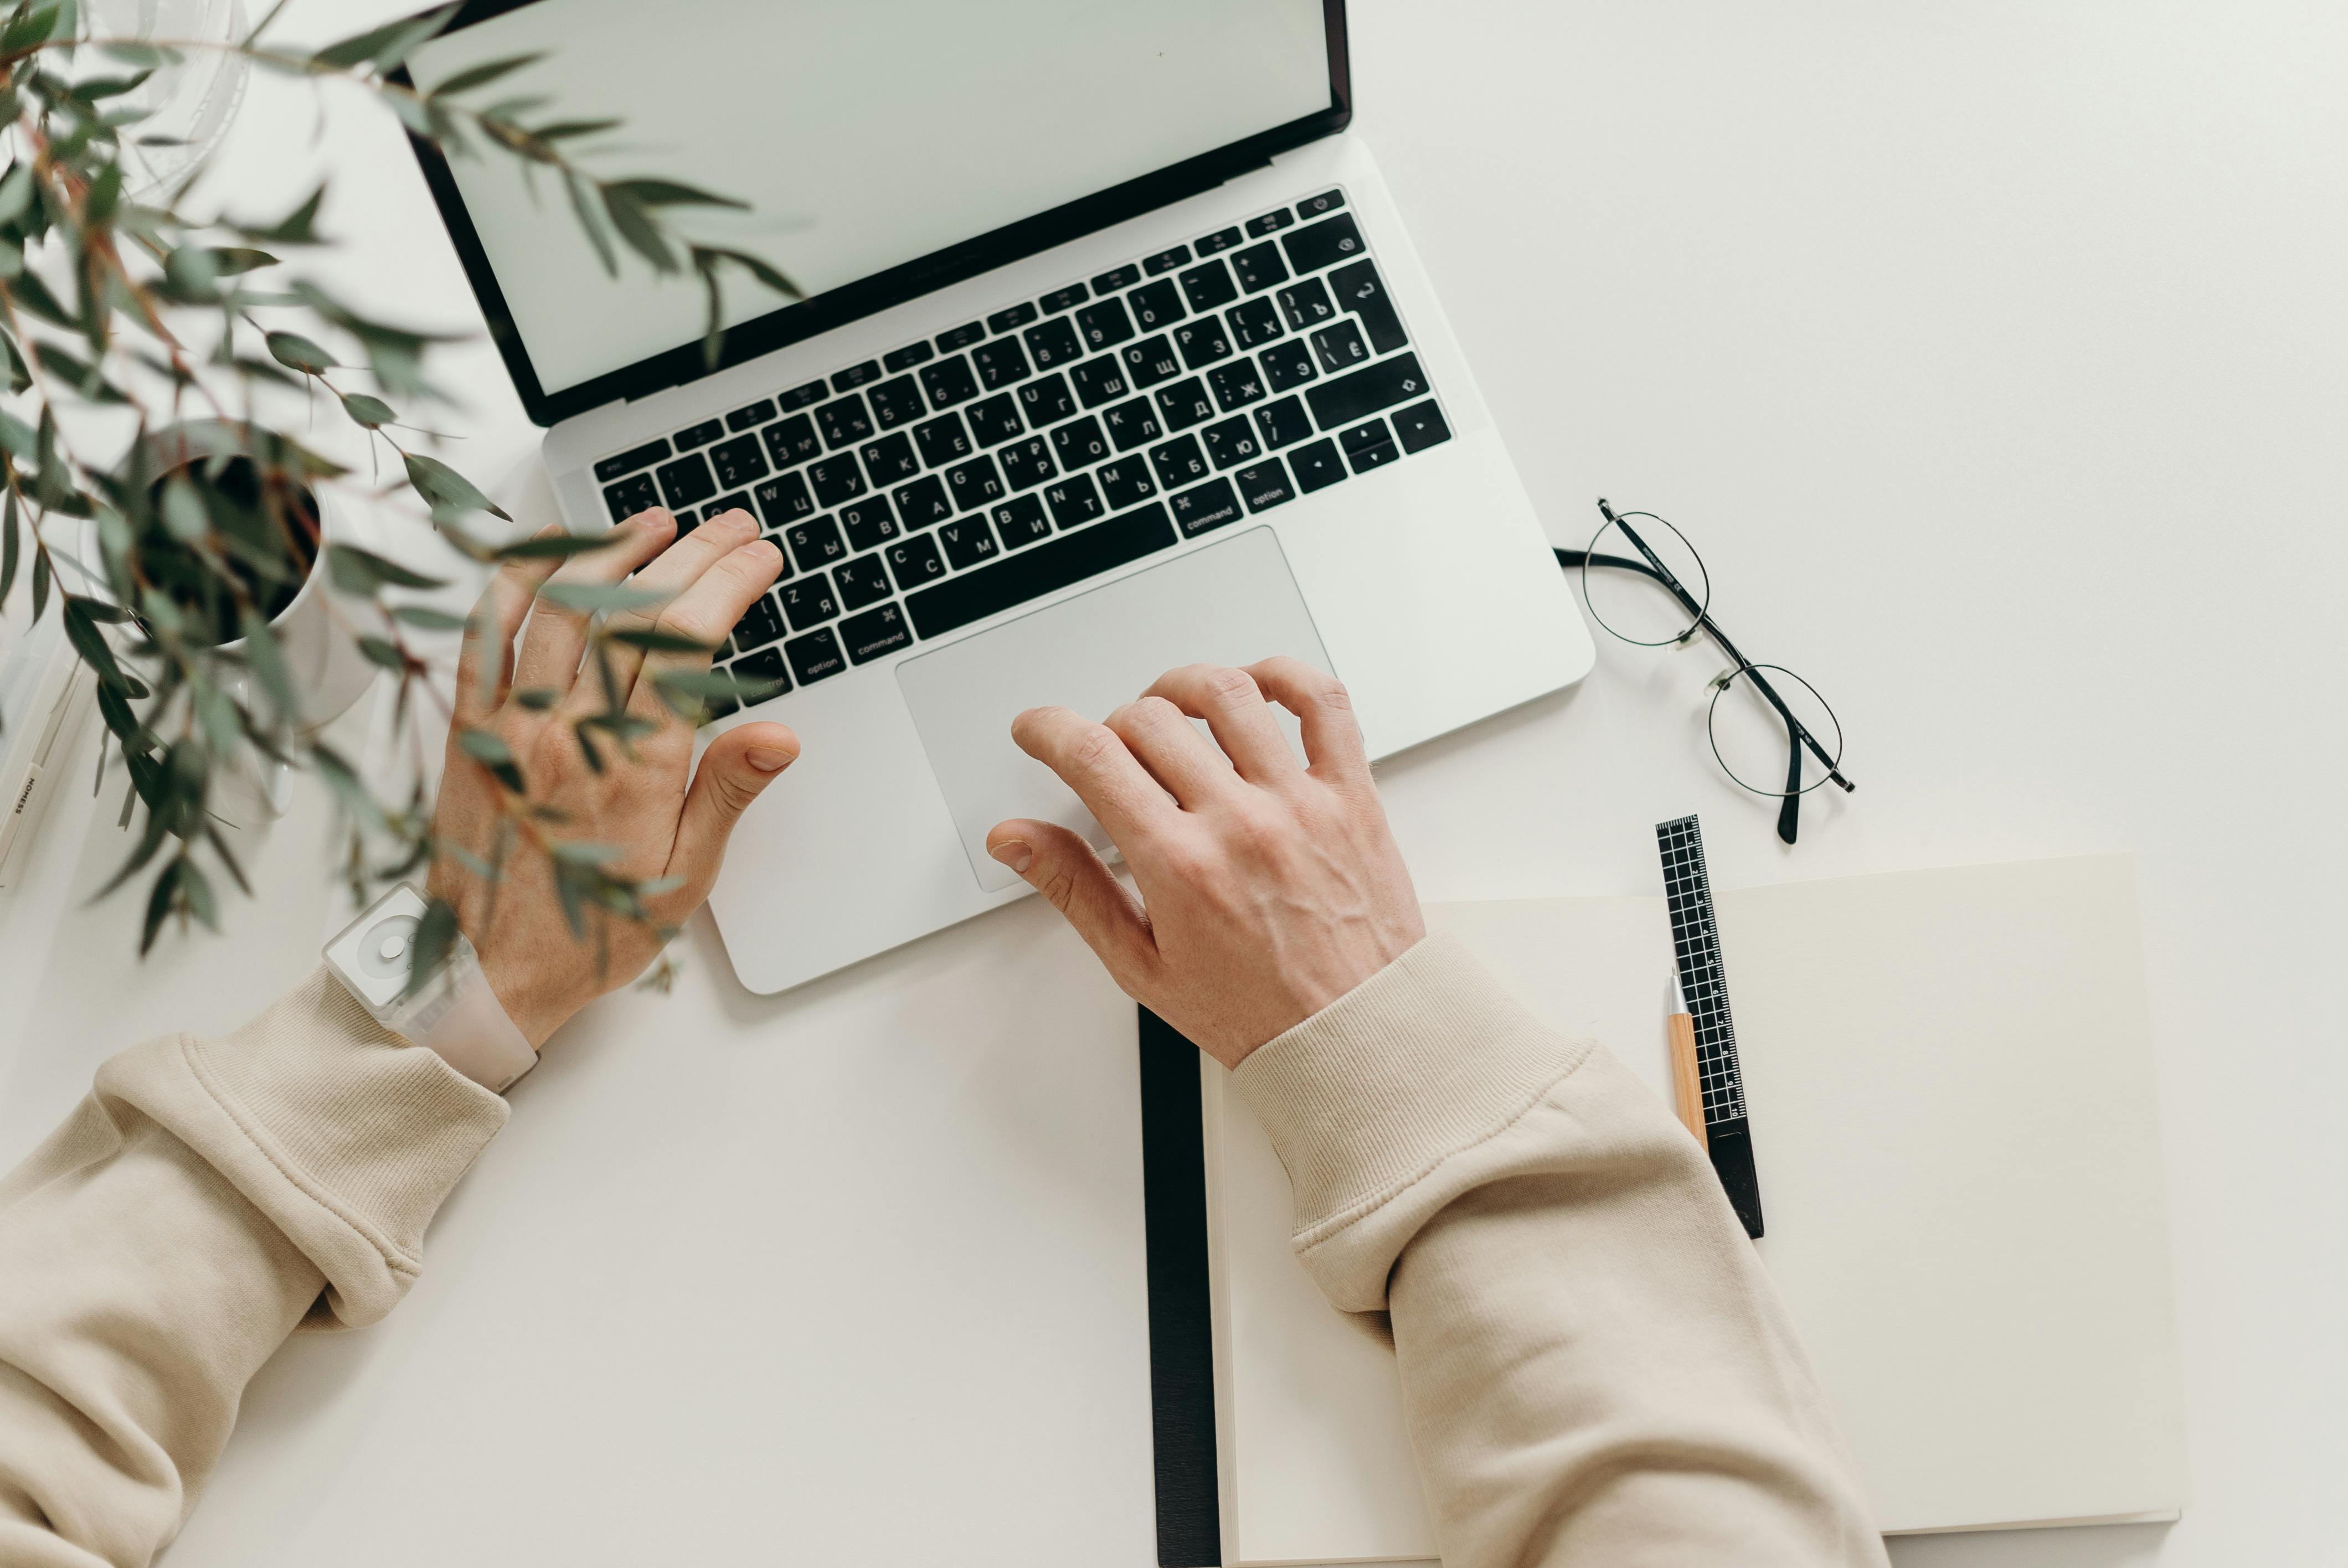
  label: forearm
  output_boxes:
[0,972,505,1567]
[1232,936,1887,1568]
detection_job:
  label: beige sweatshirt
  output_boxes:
[0,937,1887,1567]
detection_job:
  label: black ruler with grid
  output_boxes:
[1657,815,1764,1237]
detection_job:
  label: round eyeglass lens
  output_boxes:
[1580,512,1710,647]
[1707,663,1845,797]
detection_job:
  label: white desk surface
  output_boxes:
[3,2,2341,1564]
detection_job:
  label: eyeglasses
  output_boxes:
[1554,499,1854,845]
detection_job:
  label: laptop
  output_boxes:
[406,0,1594,994]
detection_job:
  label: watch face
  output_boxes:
[323,884,434,1012]
[355,913,423,983]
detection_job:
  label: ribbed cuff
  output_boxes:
[1230,934,1592,1249]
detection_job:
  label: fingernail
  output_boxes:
[990,839,1033,874]
[746,746,794,772]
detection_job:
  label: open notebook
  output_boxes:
[1192,855,2188,1565]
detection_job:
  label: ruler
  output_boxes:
[1656,815,1764,1238]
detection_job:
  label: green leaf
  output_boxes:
[600,187,674,274]
[701,245,805,302]
[605,625,714,654]
[76,70,155,101]
[204,824,253,897]
[605,177,746,211]
[549,839,622,865]
[402,450,511,522]
[139,858,184,956]
[1,4,60,54]
[563,170,616,277]
[239,607,299,719]
[457,726,524,792]
[83,163,123,224]
[30,540,48,621]
[337,390,396,428]
[357,634,408,671]
[264,329,335,373]
[392,604,468,631]
[429,51,542,97]
[209,246,276,274]
[0,163,34,227]
[326,542,445,593]
[99,42,181,66]
[535,580,662,613]
[0,489,16,606]
[510,685,560,710]
[400,896,460,1000]
[159,476,208,542]
[245,184,324,244]
[492,530,625,560]
[311,4,455,71]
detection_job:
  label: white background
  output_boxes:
[0,2,2341,1565]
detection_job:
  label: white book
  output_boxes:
[1202,855,2188,1565]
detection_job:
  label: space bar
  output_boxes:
[906,502,1178,639]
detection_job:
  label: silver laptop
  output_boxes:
[408,0,1594,994]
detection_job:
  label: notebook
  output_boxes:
[1180,855,2189,1565]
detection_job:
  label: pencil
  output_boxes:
[1667,971,1708,1150]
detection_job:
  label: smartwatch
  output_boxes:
[322,884,538,1094]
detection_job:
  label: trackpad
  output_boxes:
[896,527,1332,892]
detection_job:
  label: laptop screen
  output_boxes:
[408,0,1335,411]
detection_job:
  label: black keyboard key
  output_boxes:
[868,375,928,430]
[884,341,934,373]
[707,491,752,524]
[1245,209,1294,238]
[1310,320,1372,373]
[1024,315,1082,370]
[1297,189,1345,219]
[935,321,985,352]
[832,360,881,392]
[1230,240,1289,295]
[603,472,660,522]
[893,476,954,530]
[1178,259,1238,313]
[1280,213,1366,274]
[1043,473,1104,529]
[816,394,873,449]
[1148,435,1209,491]
[783,516,847,576]
[1017,371,1077,427]
[1288,438,1345,492]
[833,553,895,611]
[937,515,1001,569]
[732,591,785,651]
[1342,418,1401,473]
[1039,283,1088,314]
[913,412,974,468]
[993,493,1053,549]
[987,301,1039,333]
[1254,395,1314,450]
[1207,360,1268,412]
[1329,259,1409,354]
[656,452,717,509]
[1097,456,1157,509]
[1276,277,1336,331]
[1201,416,1261,470]
[919,355,980,409]
[730,646,790,703]
[945,455,1005,511]
[1227,296,1285,350]
[966,393,1024,446]
[697,691,737,726]
[905,502,1177,639]
[1090,262,1142,293]
[1194,225,1243,255]
[779,379,828,411]
[1129,278,1185,331]
[1049,415,1110,471]
[1073,297,1136,353]
[596,439,669,482]
[1259,341,1317,394]
[885,533,948,591]
[673,419,722,451]
[763,413,822,468]
[784,627,847,685]
[1233,460,1295,514]
[859,431,920,487]
[1175,317,1234,370]
[837,496,900,553]
[998,435,1057,492]
[1121,334,1182,389]
[1304,352,1430,431]
[1102,396,1162,451]
[754,472,816,529]
[806,454,868,507]
[1070,355,1130,408]
[726,399,776,432]
[781,575,840,630]
[1168,478,1241,538]
[672,509,701,530]
[971,337,1032,391]
[1392,398,1453,453]
[708,434,769,489]
[841,602,913,664]
[1144,245,1191,276]
[1154,378,1215,432]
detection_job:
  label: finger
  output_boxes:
[1010,706,1179,847]
[454,526,566,721]
[985,818,1157,984]
[666,721,801,904]
[1103,695,1237,810]
[623,533,787,722]
[1142,664,1297,785]
[590,508,764,706]
[509,508,679,697]
[1244,657,1370,788]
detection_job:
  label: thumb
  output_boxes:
[987,818,1156,986]
[671,721,800,896]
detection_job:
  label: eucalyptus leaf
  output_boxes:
[402,450,511,521]
[429,51,543,97]
[535,579,663,613]
[400,897,459,1000]
[264,329,335,373]
[391,604,468,631]
[327,542,446,592]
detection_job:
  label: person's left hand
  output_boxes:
[426,506,796,1048]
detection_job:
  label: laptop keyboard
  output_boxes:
[588,188,1454,721]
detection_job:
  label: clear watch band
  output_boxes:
[322,884,538,1094]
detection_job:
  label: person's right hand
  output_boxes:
[984,659,1424,1069]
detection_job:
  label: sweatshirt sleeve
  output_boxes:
[0,969,507,1568]
[1229,935,1890,1568]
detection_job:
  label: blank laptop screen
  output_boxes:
[408,0,1332,402]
